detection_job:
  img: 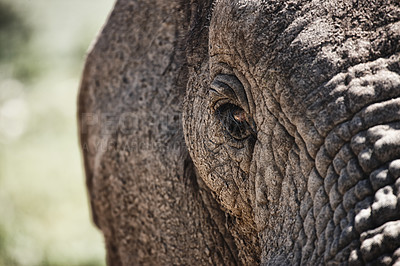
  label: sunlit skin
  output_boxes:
[80,0,400,264]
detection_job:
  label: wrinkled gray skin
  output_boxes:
[79,0,400,265]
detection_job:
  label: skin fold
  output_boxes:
[78,0,400,264]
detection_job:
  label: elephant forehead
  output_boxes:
[210,0,261,58]
[208,0,334,90]
[209,1,318,59]
[210,0,399,70]
[209,1,400,129]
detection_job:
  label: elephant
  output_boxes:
[78,0,400,265]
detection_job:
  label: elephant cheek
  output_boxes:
[250,113,309,264]
[251,140,283,232]
[311,102,400,264]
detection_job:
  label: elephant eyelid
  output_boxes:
[209,74,256,141]
[209,74,250,113]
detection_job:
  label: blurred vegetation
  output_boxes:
[0,0,115,265]
[0,0,36,83]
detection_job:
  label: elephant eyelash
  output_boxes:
[215,103,256,141]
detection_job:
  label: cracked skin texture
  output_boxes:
[78,0,400,265]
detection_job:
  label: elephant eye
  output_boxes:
[215,103,255,140]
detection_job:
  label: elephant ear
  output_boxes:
[78,0,239,265]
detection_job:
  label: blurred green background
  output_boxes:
[0,0,115,265]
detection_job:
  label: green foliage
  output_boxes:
[0,0,114,265]
[0,1,42,83]
[0,1,30,61]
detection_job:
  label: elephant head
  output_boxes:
[79,0,400,264]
